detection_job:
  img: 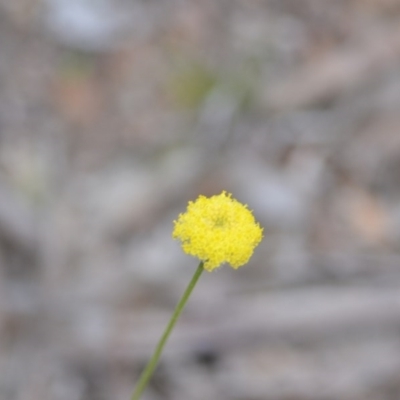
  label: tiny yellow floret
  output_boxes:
[173,191,263,271]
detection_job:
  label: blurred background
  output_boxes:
[1,1,400,399]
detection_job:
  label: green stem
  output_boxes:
[131,262,204,400]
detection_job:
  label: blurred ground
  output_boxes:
[1,1,400,399]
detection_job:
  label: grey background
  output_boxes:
[1,1,400,399]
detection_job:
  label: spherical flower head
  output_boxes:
[173,191,263,271]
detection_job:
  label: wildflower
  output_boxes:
[173,191,263,271]
[131,192,263,399]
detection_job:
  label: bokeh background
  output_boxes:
[1,1,400,399]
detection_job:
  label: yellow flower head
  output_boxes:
[173,191,263,271]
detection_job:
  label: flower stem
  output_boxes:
[131,262,204,400]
